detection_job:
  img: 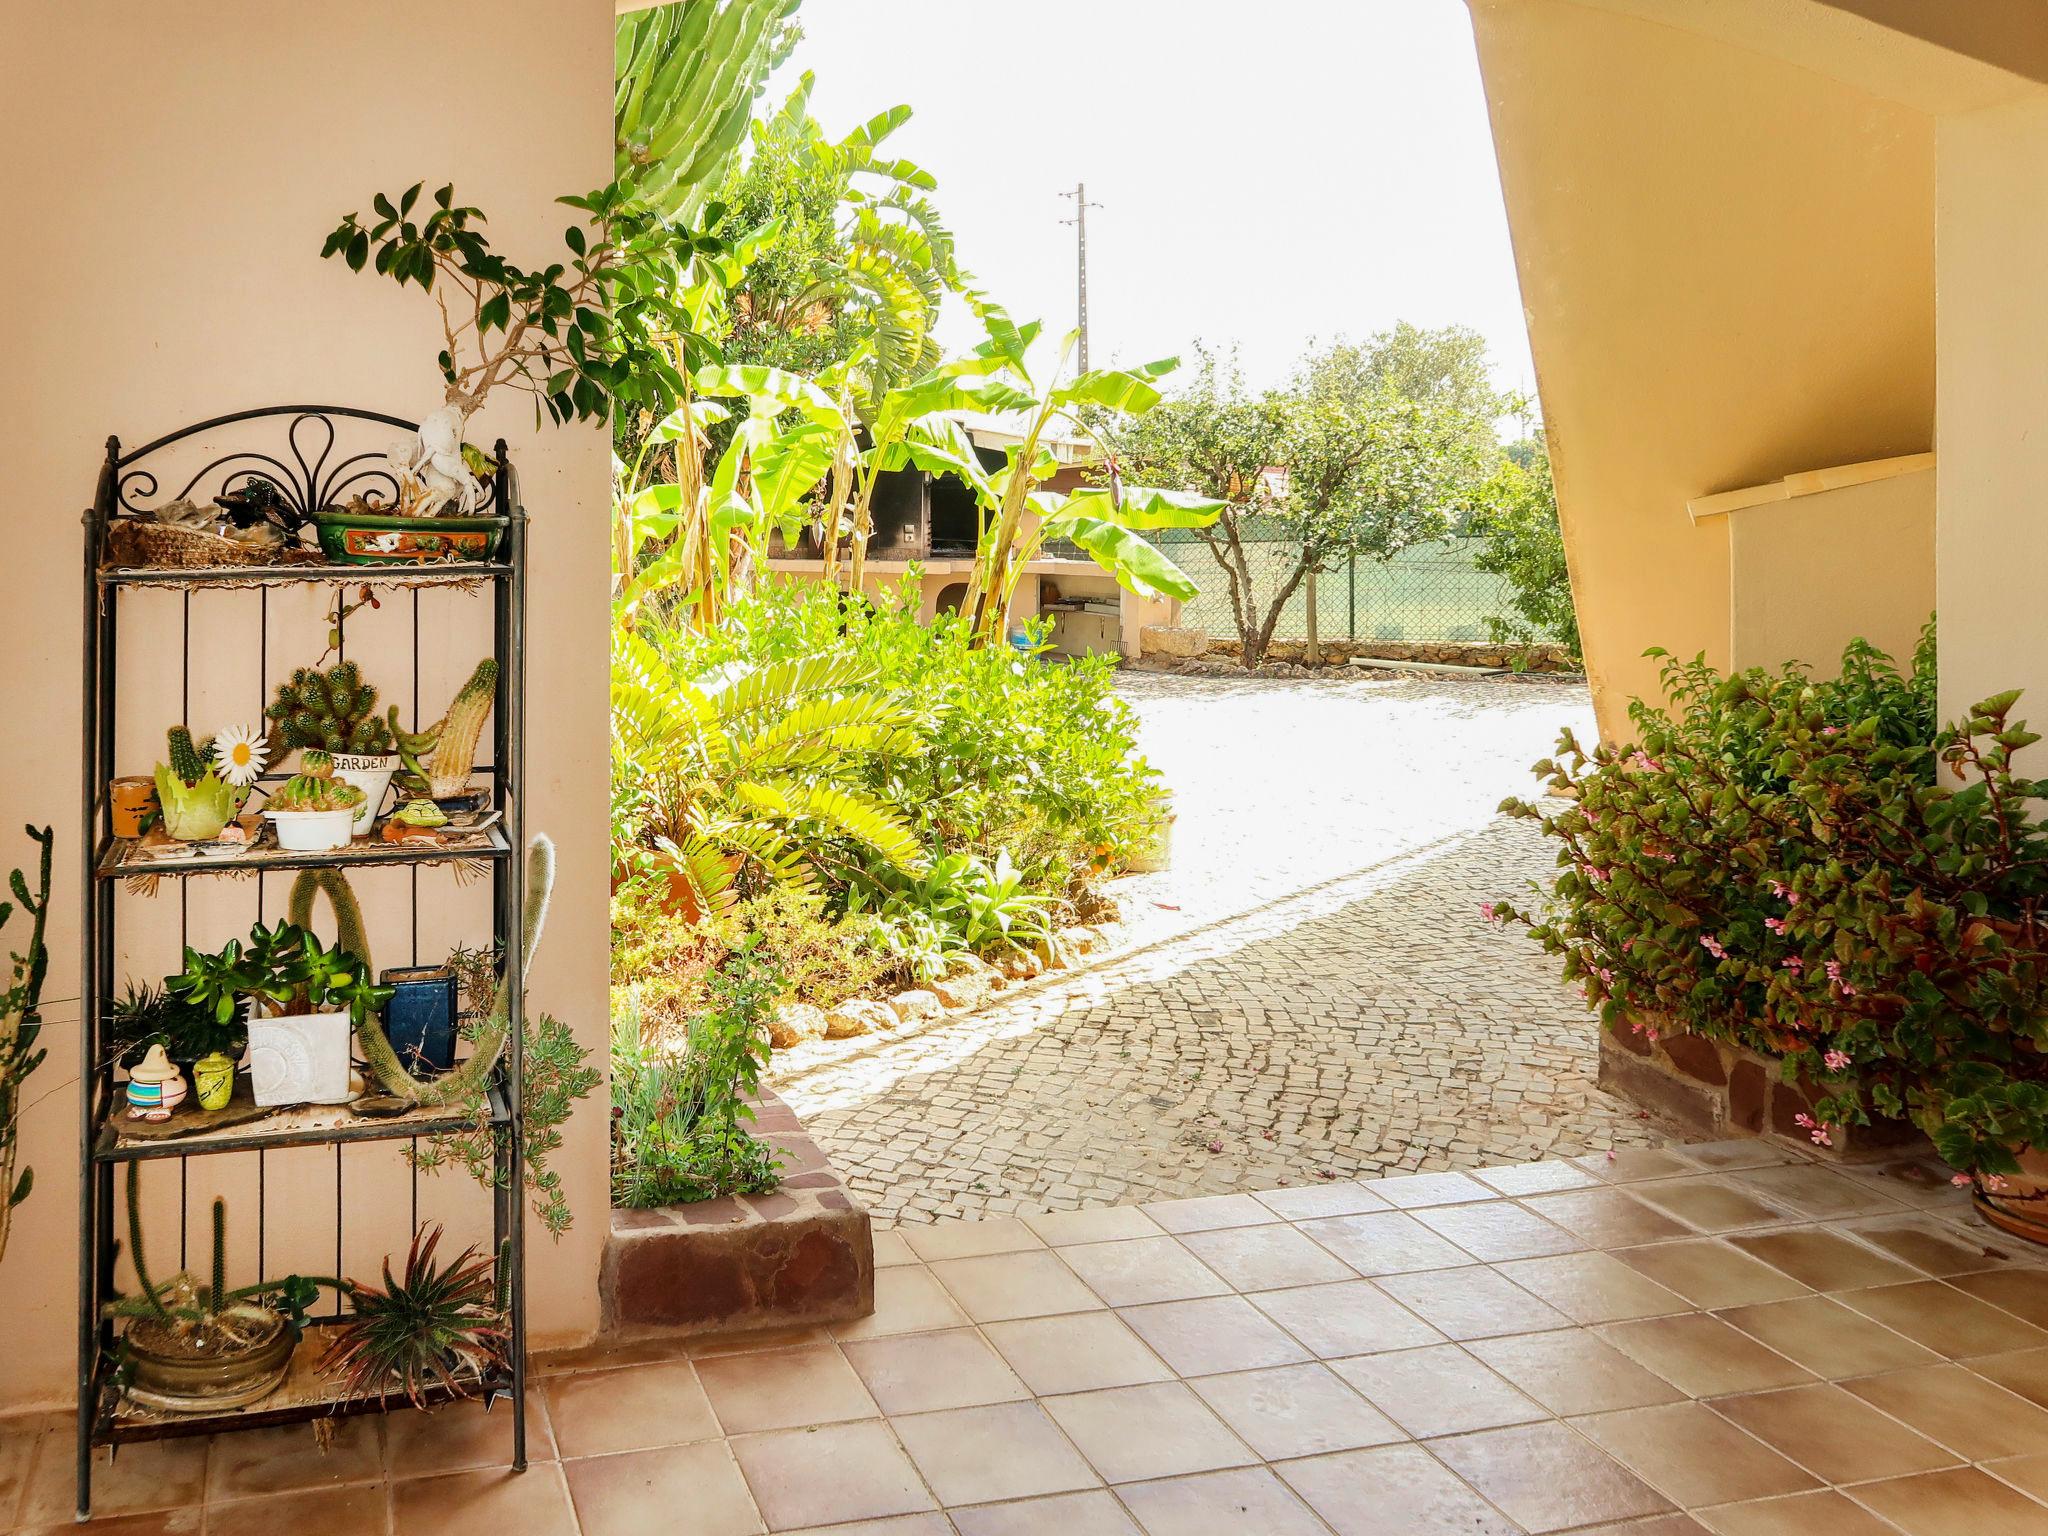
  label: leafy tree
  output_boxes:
[1471,433,1580,658]
[1116,331,1503,668]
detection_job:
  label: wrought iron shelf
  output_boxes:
[94,1319,514,1446]
[99,560,511,589]
[94,825,511,881]
[94,1082,508,1163]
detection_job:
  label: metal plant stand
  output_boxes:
[74,408,529,1519]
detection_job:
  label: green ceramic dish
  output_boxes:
[311,511,507,565]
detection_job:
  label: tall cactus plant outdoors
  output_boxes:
[615,0,803,220]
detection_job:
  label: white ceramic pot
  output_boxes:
[263,806,357,852]
[247,1009,353,1106]
[329,753,399,833]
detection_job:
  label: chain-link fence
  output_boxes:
[1150,518,1549,645]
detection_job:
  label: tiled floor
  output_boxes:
[10,1140,2048,1534]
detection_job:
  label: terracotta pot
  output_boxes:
[121,1305,295,1413]
[110,776,158,839]
[1976,1146,2048,1246]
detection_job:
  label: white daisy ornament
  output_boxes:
[211,724,270,788]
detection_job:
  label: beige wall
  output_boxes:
[1935,95,2048,749]
[1721,468,1935,673]
[1467,0,1936,743]
[0,0,614,1411]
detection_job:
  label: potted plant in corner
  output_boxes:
[266,661,398,833]
[261,753,367,853]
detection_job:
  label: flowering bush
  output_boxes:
[1494,626,2048,1179]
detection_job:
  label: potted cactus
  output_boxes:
[152,727,248,843]
[393,658,498,803]
[267,661,397,831]
[261,753,366,852]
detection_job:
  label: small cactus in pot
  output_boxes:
[392,658,498,800]
[153,727,245,843]
[266,661,394,757]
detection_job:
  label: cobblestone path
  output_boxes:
[772,672,1670,1224]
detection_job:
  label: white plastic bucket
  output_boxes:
[263,806,357,852]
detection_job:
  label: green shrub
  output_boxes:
[612,941,784,1209]
[1496,623,2048,1177]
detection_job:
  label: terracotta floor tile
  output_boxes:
[1294,1210,1476,1276]
[695,1343,879,1433]
[561,1442,762,1536]
[948,1489,1141,1536]
[1695,1488,1902,1535]
[1613,1240,1810,1309]
[950,1490,1146,1536]
[1708,1382,1958,1483]
[1,1425,47,1528]
[830,1264,971,1340]
[204,1415,381,1502]
[841,1328,1030,1415]
[780,1517,953,1536]
[1849,1465,2048,1536]
[892,1400,1100,1506]
[17,1512,203,1536]
[1493,1252,1690,1324]
[1989,1452,2048,1503]
[1472,1158,1605,1196]
[1576,1519,1713,1535]
[1837,1277,2048,1357]
[534,1335,690,1376]
[1731,1164,1903,1221]
[1972,1346,2048,1411]
[1522,1188,1695,1247]
[1413,1200,1587,1261]
[1576,1148,1697,1183]
[1279,1443,1521,1536]
[1365,1170,1497,1208]
[1845,1215,2030,1276]
[1571,1402,1817,1508]
[1042,1382,1255,1484]
[928,1250,1103,1323]
[689,1325,842,1360]
[1373,1264,1571,1340]
[1469,1328,1684,1414]
[1188,1363,1403,1459]
[900,1215,1044,1262]
[389,1465,578,1536]
[1629,1178,1792,1234]
[1023,1206,1165,1246]
[1119,1295,1314,1375]
[1834,1157,1978,1213]
[543,1360,719,1457]
[728,1422,935,1531]
[871,1228,917,1267]
[1429,1420,1674,1532]
[25,1437,210,1525]
[1727,1227,1925,1291]
[1714,1294,1940,1379]
[1057,1237,1233,1306]
[981,1312,1175,1396]
[1247,1278,1446,1357]
[1329,1343,1545,1437]
[1673,1140,1798,1173]
[1175,1223,1355,1290]
[1599,1313,1815,1397]
[1116,1466,1330,1536]
[1844,1363,2048,1458]
[1950,1266,2048,1328]
[383,1395,555,1478]
[1252,1180,1391,1219]
[1140,1194,1280,1233]
[204,1484,387,1536]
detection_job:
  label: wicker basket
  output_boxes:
[103,519,314,570]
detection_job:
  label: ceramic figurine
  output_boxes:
[386,405,482,519]
[125,1045,187,1121]
[192,1051,236,1112]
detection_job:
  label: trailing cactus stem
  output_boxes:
[209,1198,226,1309]
[124,1164,175,1324]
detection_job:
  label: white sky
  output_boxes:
[780,0,1535,397]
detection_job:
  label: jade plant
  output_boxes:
[154,726,245,841]
[168,919,389,1032]
[267,661,395,757]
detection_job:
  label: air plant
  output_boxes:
[319,1224,509,1407]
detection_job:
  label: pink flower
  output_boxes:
[1792,1112,1834,1148]
[1821,725,1840,736]
[1700,935,1727,960]
[1479,902,1497,923]
[1768,880,1801,906]
[1823,1049,1852,1072]
[1626,751,1663,772]
[1985,1174,2011,1194]
[1953,1173,1975,1188]
[1781,956,1803,974]
[1764,917,1786,935]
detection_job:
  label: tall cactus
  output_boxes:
[615,0,802,220]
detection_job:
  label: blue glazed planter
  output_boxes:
[381,965,458,1075]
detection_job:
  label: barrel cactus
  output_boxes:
[268,773,365,814]
[267,661,394,756]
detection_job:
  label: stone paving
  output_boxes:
[772,672,1669,1225]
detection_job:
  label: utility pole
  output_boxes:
[1060,182,1101,371]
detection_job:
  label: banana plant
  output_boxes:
[614,0,802,220]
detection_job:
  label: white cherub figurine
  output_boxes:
[386,404,482,518]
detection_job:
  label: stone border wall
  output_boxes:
[1600,1020,1923,1159]
[1138,625,1577,674]
[600,1089,874,1339]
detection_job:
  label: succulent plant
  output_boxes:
[299,749,334,780]
[319,1224,507,1408]
[391,658,497,798]
[154,726,244,843]
[266,661,394,756]
[268,774,366,815]
[165,726,212,786]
